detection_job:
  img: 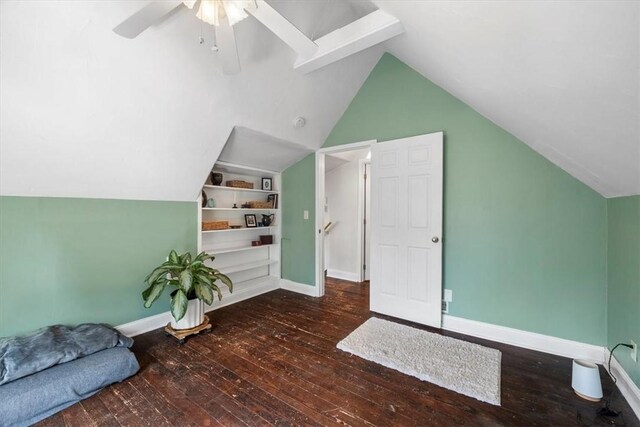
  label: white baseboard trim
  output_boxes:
[442,315,606,363]
[116,278,280,337]
[208,279,279,312]
[606,354,640,419]
[116,311,173,338]
[326,269,360,283]
[280,279,320,297]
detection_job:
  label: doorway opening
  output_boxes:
[315,140,376,297]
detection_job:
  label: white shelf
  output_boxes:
[233,275,279,290]
[213,161,279,178]
[218,259,278,275]
[202,227,275,234]
[204,275,280,312]
[202,208,278,212]
[203,185,278,195]
[205,243,279,255]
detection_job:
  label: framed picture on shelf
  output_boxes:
[262,177,272,191]
[245,214,257,228]
[267,193,278,209]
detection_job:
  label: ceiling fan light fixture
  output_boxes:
[183,0,253,27]
[223,0,251,26]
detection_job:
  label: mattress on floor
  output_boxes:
[0,346,139,427]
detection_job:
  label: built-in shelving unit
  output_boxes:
[203,185,275,194]
[198,161,281,306]
[201,226,276,234]
[202,208,278,212]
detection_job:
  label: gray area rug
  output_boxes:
[337,317,502,405]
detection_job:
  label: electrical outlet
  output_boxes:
[444,289,453,303]
[303,210,309,220]
[441,301,449,314]
[631,340,637,363]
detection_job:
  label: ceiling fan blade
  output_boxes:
[215,23,241,75]
[113,1,183,39]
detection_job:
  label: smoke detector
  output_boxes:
[293,116,306,129]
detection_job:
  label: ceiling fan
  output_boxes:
[113,0,318,75]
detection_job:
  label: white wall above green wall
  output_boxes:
[283,53,608,346]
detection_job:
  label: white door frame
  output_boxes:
[358,159,371,282]
[315,140,376,296]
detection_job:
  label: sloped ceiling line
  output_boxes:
[0,1,637,201]
[376,0,639,197]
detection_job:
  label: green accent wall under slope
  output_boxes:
[607,195,640,386]
[282,155,316,286]
[282,53,607,345]
[0,196,197,338]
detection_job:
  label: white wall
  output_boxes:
[0,1,382,202]
[325,159,361,282]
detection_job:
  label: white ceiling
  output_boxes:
[218,126,313,173]
[376,0,639,197]
[0,0,382,201]
[1,1,638,201]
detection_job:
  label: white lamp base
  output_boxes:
[574,389,601,402]
[571,359,603,402]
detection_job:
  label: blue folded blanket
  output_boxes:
[0,347,140,427]
[0,323,133,385]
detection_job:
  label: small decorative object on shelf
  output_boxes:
[202,190,208,208]
[245,214,257,228]
[226,180,253,189]
[232,203,238,209]
[241,202,251,209]
[267,193,278,209]
[261,213,274,226]
[202,220,229,231]
[210,172,223,186]
[262,177,272,191]
[260,235,273,245]
[249,200,273,209]
[251,240,262,246]
[207,198,216,208]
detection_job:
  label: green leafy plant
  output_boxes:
[142,250,233,322]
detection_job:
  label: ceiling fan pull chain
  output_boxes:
[211,24,219,52]
[199,16,205,44]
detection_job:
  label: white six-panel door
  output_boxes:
[369,132,443,328]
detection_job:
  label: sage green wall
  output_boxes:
[282,53,608,345]
[607,195,640,386]
[0,196,197,338]
[282,155,316,286]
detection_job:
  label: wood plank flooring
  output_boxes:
[38,278,638,426]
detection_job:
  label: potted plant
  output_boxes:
[142,250,232,330]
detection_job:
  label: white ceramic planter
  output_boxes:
[170,299,205,330]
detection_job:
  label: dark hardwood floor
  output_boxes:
[38,278,638,426]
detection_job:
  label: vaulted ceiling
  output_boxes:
[1,1,638,201]
[377,0,639,198]
[0,1,383,201]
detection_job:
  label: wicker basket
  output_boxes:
[226,180,254,189]
[248,201,274,209]
[202,220,229,231]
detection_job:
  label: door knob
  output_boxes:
[432,236,439,243]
